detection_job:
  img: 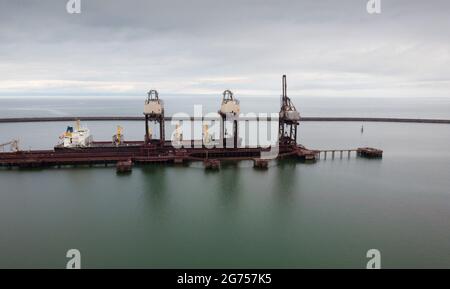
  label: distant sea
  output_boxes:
[1,96,450,119]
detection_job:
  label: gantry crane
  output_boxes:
[218,90,240,148]
[144,90,165,145]
[279,75,300,145]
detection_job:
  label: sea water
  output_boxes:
[0,96,449,268]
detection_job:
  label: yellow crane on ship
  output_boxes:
[117,126,123,144]
[113,125,124,146]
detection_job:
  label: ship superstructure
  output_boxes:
[60,120,93,148]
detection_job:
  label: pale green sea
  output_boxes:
[0,97,450,268]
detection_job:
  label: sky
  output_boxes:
[0,0,449,98]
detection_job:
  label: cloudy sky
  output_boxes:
[0,0,449,98]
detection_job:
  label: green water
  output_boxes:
[1,121,450,268]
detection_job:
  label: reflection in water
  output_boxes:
[272,159,299,207]
[217,163,241,209]
[139,164,168,219]
[3,120,450,268]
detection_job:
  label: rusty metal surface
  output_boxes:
[0,143,323,168]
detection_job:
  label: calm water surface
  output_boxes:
[0,97,449,268]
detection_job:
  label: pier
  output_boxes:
[317,149,357,160]
[0,145,321,168]
[0,75,383,171]
[316,148,383,160]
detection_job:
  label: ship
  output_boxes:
[55,121,143,152]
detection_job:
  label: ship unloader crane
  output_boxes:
[279,75,300,146]
[218,90,240,148]
[144,90,165,146]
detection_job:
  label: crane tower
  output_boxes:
[279,75,300,145]
[218,90,240,148]
[144,90,165,145]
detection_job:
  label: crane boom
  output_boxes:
[0,139,20,152]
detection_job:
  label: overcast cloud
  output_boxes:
[0,0,449,97]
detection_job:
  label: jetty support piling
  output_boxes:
[116,159,133,173]
[174,158,184,164]
[357,147,383,158]
[253,158,268,169]
[204,159,220,170]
